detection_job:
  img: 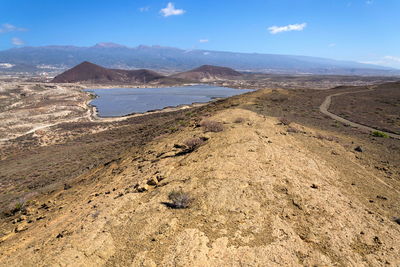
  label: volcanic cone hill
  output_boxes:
[171,65,242,82]
[51,61,165,84]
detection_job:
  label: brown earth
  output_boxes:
[329,82,400,134]
[170,65,242,82]
[52,61,165,84]
[0,82,90,141]
[0,84,399,266]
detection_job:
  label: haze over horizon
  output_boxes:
[1,0,400,69]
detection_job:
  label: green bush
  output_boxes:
[372,131,388,138]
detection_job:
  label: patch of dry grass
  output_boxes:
[200,120,224,132]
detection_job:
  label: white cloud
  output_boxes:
[0,63,15,68]
[360,55,400,68]
[139,6,150,12]
[11,37,24,46]
[329,43,336,47]
[383,56,400,63]
[199,39,209,43]
[268,23,307,34]
[0,23,27,33]
[160,2,185,17]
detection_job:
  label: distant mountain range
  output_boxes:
[51,61,241,84]
[1,43,399,76]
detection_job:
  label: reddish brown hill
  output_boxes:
[171,65,242,81]
[52,61,165,84]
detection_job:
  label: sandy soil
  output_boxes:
[0,77,399,266]
[0,91,399,266]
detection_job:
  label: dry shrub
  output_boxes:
[168,190,193,209]
[278,117,291,126]
[270,96,288,102]
[200,120,224,132]
[315,134,336,141]
[286,127,300,133]
[233,117,245,123]
[183,137,205,150]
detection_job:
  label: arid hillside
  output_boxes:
[171,65,242,82]
[52,61,165,84]
[0,87,399,266]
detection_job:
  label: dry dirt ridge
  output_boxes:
[0,106,399,266]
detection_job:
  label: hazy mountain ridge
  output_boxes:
[0,43,399,75]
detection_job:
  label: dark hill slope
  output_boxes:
[171,65,242,81]
[52,61,164,84]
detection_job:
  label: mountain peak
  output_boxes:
[93,42,126,48]
[52,61,164,83]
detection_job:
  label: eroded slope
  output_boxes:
[1,107,399,266]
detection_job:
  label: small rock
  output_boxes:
[310,184,318,189]
[63,184,72,190]
[376,195,388,200]
[14,222,28,233]
[354,146,363,152]
[137,184,149,192]
[147,177,158,186]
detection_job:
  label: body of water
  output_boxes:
[85,85,252,117]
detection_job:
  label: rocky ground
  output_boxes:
[0,80,90,141]
[0,81,399,266]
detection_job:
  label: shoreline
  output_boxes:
[83,84,253,122]
[86,98,214,122]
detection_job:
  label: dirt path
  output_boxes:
[319,86,400,139]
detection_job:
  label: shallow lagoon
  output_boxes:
[86,85,252,117]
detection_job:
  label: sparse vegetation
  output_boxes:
[371,131,388,138]
[286,127,300,133]
[278,117,291,126]
[183,137,205,150]
[315,133,336,141]
[2,200,26,217]
[200,120,224,132]
[167,190,193,209]
[233,117,245,123]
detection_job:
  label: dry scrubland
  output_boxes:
[0,78,399,266]
[0,81,90,142]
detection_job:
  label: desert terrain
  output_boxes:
[0,74,399,266]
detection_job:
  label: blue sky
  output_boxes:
[1,0,399,68]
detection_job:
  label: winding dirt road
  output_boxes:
[319,86,400,140]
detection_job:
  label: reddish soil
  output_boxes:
[52,61,165,84]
